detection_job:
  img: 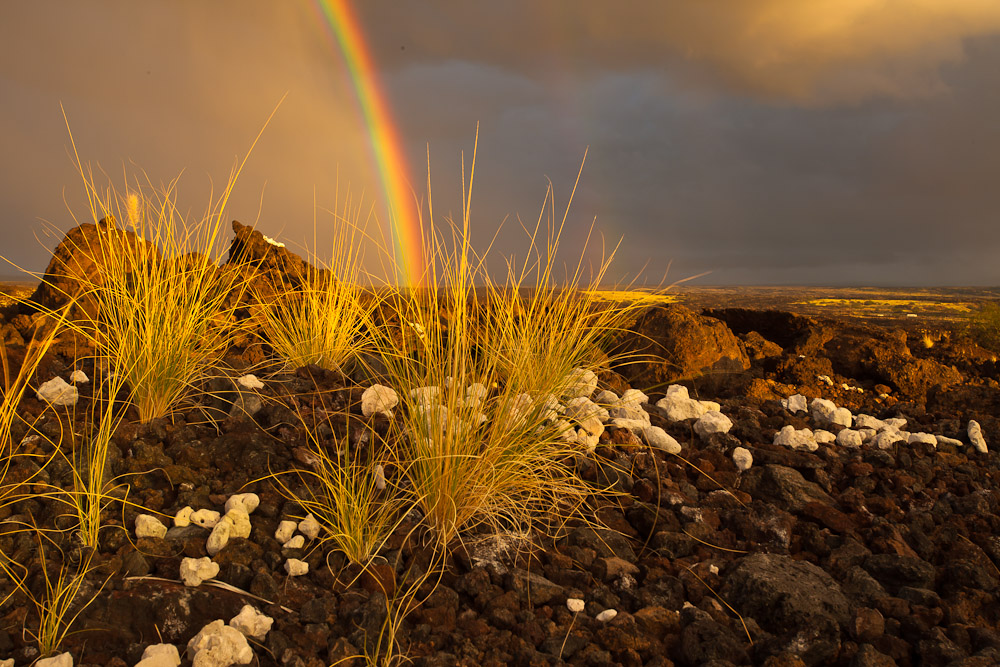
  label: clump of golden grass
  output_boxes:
[252,193,383,374]
[359,140,647,549]
[0,521,108,659]
[269,395,405,568]
[48,111,273,423]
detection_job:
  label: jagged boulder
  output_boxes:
[608,304,750,392]
[225,220,314,298]
[26,218,159,317]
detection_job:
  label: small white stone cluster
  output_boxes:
[363,372,723,459]
[274,512,321,576]
[263,234,285,248]
[775,393,989,454]
[184,605,273,667]
[135,493,261,586]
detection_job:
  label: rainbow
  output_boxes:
[309,0,425,287]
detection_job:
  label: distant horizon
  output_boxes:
[1,270,997,292]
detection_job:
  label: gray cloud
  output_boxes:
[2,1,1000,286]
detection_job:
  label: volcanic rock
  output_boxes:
[608,304,750,391]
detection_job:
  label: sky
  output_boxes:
[3,1,1000,286]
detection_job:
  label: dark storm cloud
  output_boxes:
[2,1,1000,285]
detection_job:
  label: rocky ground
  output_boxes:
[1,222,999,667]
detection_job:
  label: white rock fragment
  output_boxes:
[186,619,253,667]
[885,418,908,430]
[694,411,733,438]
[285,558,309,576]
[0,659,11,667]
[854,414,885,430]
[298,513,321,539]
[836,429,864,449]
[968,420,988,453]
[36,654,73,667]
[229,605,274,640]
[732,446,753,472]
[857,428,877,442]
[656,385,712,421]
[36,376,79,407]
[274,520,297,544]
[135,514,168,539]
[641,425,682,454]
[236,374,264,390]
[283,535,305,550]
[374,463,386,491]
[566,598,586,613]
[69,369,90,384]
[596,609,618,622]
[936,436,963,448]
[574,417,603,452]
[873,429,905,449]
[206,519,232,556]
[816,374,834,386]
[190,509,221,529]
[774,425,819,452]
[907,432,937,447]
[564,396,610,423]
[461,382,488,409]
[620,388,649,406]
[179,557,219,587]
[409,385,439,407]
[174,506,194,528]
[780,394,808,414]
[595,389,620,405]
[810,398,852,427]
[225,493,260,515]
[362,384,399,418]
[135,643,181,667]
[224,509,252,539]
[609,402,650,423]
[561,367,598,398]
[814,429,836,444]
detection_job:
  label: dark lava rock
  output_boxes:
[608,304,750,392]
[26,218,159,316]
[739,464,836,513]
[724,552,850,666]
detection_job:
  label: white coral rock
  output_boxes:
[285,558,309,576]
[229,605,274,640]
[774,425,818,451]
[362,384,399,418]
[298,513,321,539]
[190,509,221,529]
[224,493,260,515]
[186,619,253,667]
[224,509,252,539]
[274,520,297,544]
[135,643,181,667]
[206,519,232,556]
[135,514,168,539]
[968,420,988,453]
[36,376,79,406]
[732,447,753,472]
[641,425,681,454]
[694,411,733,438]
[236,374,264,390]
[180,557,219,587]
